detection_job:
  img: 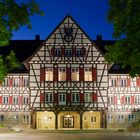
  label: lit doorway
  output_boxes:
[63,115,74,128]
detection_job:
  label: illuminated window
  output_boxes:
[91,116,96,123]
[135,96,140,104]
[84,68,92,81]
[23,96,29,104]
[71,68,79,81]
[45,93,53,102]
[84,93,92,102]
[13,78,19,86]
[107,114,113,123]
[65,49,72,57]
[128,114,135,122]
[71,93,79,102]
[111,79,117,86]
[23,115,29,123]
[76,49,83,57]
[45,68,53,81]
[3,96,9,104]
[120,79,127,86]
[125,96,130,104]
[13,96,19,104]
[118,115,124,123]
[58,68,66,81]
[54,49,61,56]
[108,96,114,104]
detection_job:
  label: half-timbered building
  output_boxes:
[0,15,140,130]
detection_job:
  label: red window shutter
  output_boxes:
[136,78,140,86]
[79,68,84,81]
[62,48,65,56]
[54,67,58,81]
[20,78,23,86]
[92,68,97,81]
[131,96,134,104]
[67,94,71,102]
[0,96,2,104]
[127,79,131,86]
[54,93,58,103]
[92,93,97,102]
[9,96,12,104]
[72,48,76,56]
[51,48,54,55]
[66,68,71,81]
[80,93,84,103]
[114,96,117,104]
[9,78,13,86]
[19,96,22,104]
[40,68,45,82]
[40,93,44,103]
[83,48,86,55]
[121,96,124,104]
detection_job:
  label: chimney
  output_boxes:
[35,35,40,41]
[96,35,102,41]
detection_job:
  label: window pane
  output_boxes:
[45,68,53,81]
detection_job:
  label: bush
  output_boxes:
[127,120,140,132]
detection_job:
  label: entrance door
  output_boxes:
[59,93,66,105]
[63,115,74,128]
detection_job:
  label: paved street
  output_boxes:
[0,132,140,140]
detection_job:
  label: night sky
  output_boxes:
[12,0,114,40]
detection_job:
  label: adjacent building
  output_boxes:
[0,16,140,130]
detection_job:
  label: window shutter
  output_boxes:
[72,48,76,56]
[92,68,97,81]
[9,78,13,86]
[131,96,134,104]
[136,78,140,86]
[54,67,58,81]
[54,93,58,103]
[114,96,117,104]
[79,68,84,81]
[0,96,2,104]
[80,93,84,103]
[40,92,44,103]
[92,93,97,102]
[121,96,124,104]
[127,79,131,86]
[67,93,71,103]
[66,68,71,81]
[83,48,86,55]
[19,96,22,104]
[40,68,45,82]
[51,48,54,55]
[62,48,65,56]
[9,96,12,104]
[20,77,23,86]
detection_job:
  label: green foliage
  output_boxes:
[0,51,19,81]
[127,119,140,132]
[0,0,43,46]
[105,0,140,77]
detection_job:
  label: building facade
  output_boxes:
[0,16,140,130]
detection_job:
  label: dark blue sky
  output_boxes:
[12,0,114,40]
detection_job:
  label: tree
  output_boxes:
[0,0,43,81]
[105,0,140,77]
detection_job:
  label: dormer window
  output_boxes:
[113,64,120,70]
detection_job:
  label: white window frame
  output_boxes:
[65,49,72,57]
[76,49,83,57]
[54,49,61,56]
[45,93,53,102]
[71,93,79,102]
[84,93,92,102]
[45,68,53,81]
[23,115,29,123]
[125,96,131,104]
[84,68,92,81]
[120,79,127,86]
[118,115,124,123]
[13,96,19,104]
[22,96,29,105]
[135,96,140,104]
[111,79,117,86]
[23,77,28,86]
[2,78,8,86]
[108,96,114,104]
[3,96,9,104]
[128,114,135,122]
[13,78,19,86]
[107,114,113,123]
[12,115,19,123]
